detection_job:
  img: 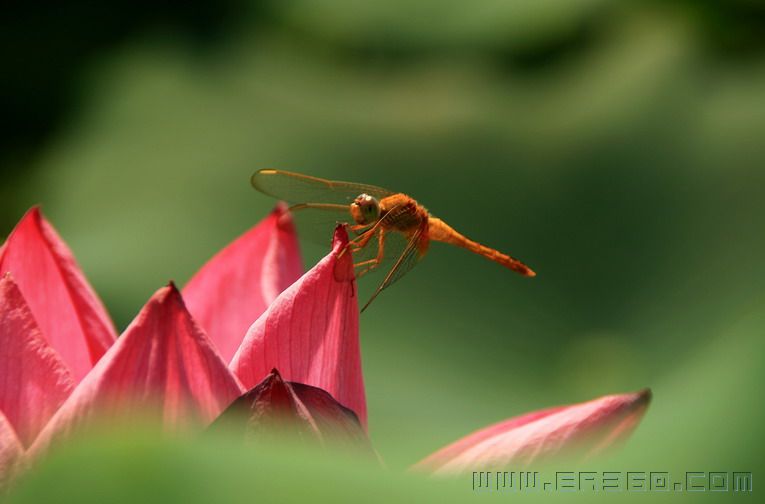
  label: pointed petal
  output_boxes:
[29,285,243,456]
[183,205,303,363]
[0,275,74,447]
[211,369,370,450]
[415,389,652,475]
[0,410,24,488]
[230,226,366,427]
[289,382,371,446]
[0,208,116,382]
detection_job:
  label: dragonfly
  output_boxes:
[251,169,535,311]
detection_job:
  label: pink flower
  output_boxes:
[414,389,652,475]
[183,204,302,363]
[0,204,651,485]
[28,283,245,458]
[0,207,116,383]
[0,206,367,468]
[230,225,367,428]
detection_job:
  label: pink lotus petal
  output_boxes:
[0,410,24,488]
[0,207,116,382]
[415,389,651,475]
[29,284,243,456]
[211,369,370,450]
[183,204,302,363]
[230,225,366,427]
[0,274,74,447]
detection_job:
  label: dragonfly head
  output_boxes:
[350,193,380,225]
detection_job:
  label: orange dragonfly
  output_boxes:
[252,169,535,311]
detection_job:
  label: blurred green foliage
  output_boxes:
[2,0,764,501]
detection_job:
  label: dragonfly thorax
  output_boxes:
[350,193,380,225]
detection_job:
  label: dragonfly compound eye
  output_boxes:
[351,193,380,225]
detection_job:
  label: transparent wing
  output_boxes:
[287,204,356,247]
[252,169,395,205]
[360,227,426,312]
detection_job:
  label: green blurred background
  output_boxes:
[3,0,763,501]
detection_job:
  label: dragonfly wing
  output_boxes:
[287,204,357,247]
[360,226,425,312]
[252,169,394,205]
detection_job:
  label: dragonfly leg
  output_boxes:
[354,231,387,278]
[337,223,378,258]
[354,258,378,268]
[350,232,373,250]
[341,209,397,259]
[343,229,373,257]
[338,230,369,259]
[346,222,381,253]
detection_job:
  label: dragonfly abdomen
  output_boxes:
[427,217,536,277]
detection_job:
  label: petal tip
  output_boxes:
[416,389,654,475]
[273,203,297,232]
[632,387,652,409]
[272,201,289,215]
[18,206,43,227]
[158,282,189,310]
[27,205,42,217]
[332,224,350,249]
[1,205,117,382]
[6,207,40,236]
[332,229,355,282]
